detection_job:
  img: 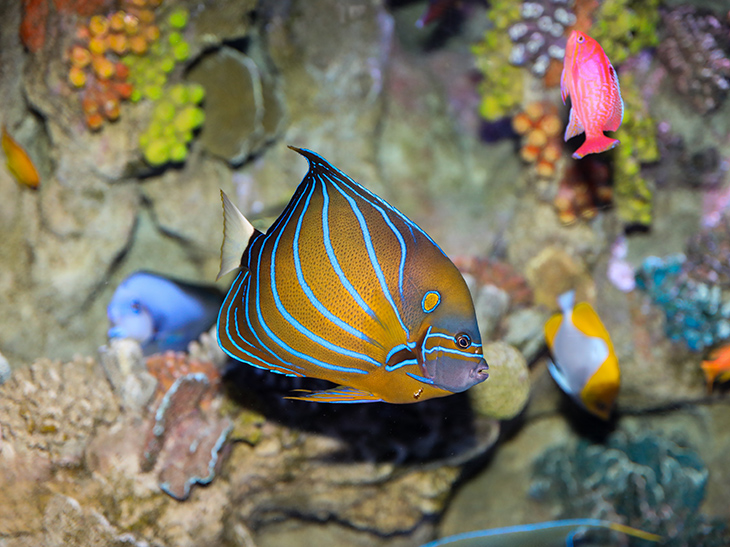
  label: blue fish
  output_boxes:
[216,147,489,403]
[108,271,224,355]
[420,519,661,547]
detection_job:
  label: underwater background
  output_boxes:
[1,0,729,545]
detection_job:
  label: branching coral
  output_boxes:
[531,431,729,547]
[472,1,524,120]
[657,6,730,115]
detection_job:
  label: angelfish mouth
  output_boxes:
[474,360,489,380]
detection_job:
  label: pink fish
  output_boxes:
[561,31,624,159]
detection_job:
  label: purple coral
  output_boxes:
[657,6,730,114]
[508,0,576,77]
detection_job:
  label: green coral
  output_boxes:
[139,83,205,166]
[472,1,523,121]
[612,73,659,226]
[123,8,192,103]
[590,0,660,64]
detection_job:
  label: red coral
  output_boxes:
[20,0,49,52]
[53,0,114,16]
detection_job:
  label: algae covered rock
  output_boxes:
[187,46,284,164]
[469,341,530,420]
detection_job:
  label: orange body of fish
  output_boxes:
[701,345,730,392]
[561,31,624,159]
[2,126,40,189]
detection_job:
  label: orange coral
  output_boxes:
[512,101,564,179]
[65,1,162,130]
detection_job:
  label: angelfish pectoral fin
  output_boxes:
[284,386,383,403]
[217,190,256,280]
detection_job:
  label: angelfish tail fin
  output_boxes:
[217,190,256,280]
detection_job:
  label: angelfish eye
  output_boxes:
[577,34,585,43]
[455,333,471,349]
[131,301,141,313]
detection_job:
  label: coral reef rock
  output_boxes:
[469,342,530,420]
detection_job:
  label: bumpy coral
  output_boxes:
[589,0,659,65]
[635,254,730,352]
[507,1,576,79]
[138,82,205,166]
[657,6,730,115]
[472,1,524,120]
[66,0,163,129]
[0,357,118,466]
[122,7,191,102]
[612,72,659,226]
[512,101,563,179]
[531,430,730,547]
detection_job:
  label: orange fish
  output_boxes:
[701,345,730,392]
[561,31,624,160]
[2,126,40,189]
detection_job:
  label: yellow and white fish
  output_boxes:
[544,290,620,420]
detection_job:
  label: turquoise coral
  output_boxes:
[139,83,205,166]
[635,254,730,352]
[531,431,730,547]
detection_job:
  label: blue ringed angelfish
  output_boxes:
[216,146,489,403]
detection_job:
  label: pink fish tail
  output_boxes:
[573,134,619,159]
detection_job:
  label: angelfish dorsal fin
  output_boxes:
[217,190,255,280]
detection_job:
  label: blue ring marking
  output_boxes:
[406,371,435,385]
[385,343,412,363]
[292,181,381,348]
[269,182,381,369]
[421,291,441,314]
[320,177,378,321]
[329,175,409,338]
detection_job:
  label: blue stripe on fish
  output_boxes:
[217,147,489,403]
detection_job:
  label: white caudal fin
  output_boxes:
[217,190,255,280]
[557,290,576,314]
